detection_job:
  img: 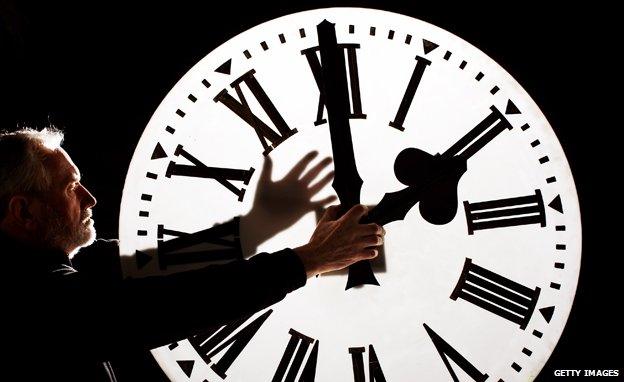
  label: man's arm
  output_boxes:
[63,204,382,358]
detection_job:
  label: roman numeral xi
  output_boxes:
[215,69,297,156]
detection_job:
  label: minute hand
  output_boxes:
[317,20,379,289]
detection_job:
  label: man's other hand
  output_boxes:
[294,205,385,278]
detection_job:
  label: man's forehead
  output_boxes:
[48,148,81,180]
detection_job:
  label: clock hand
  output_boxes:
[317,20,379,289]
[363,155,467,226]
[393,105,512,225]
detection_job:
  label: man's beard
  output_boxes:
[43,206,96,255]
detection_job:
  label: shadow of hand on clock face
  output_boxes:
[240,151,337,254]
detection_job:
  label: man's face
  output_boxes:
[37,148,97,254]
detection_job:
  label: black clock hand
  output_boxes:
[317,20,379,289]
[393,105,512,225]
[363,155,467,226]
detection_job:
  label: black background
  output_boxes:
[1,1,619,380]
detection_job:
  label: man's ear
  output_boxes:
[6,195,37,230]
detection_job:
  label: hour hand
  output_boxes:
[317,20,378,289]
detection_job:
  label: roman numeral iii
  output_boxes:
[451,258,540,329]
[464,189,546,234]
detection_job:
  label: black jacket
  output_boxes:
[2,232,306,381]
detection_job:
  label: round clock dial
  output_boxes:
[119,8,581,382]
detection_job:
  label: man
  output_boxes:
[1,128,384,381]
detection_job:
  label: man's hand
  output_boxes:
[294,204,385,278]
[240,151,337,255]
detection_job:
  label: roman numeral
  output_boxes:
[215,69,297,156]
[301,43,366,126]
[166,144,255,201]
[423,323,489,382]
[272,329,319,382]
[464,189,546,234]
[451,258,540,329]
[389,55,432,131]
[443,105,512,160]
[157,218,242,270]
[349,345,387,382]
[188,309,273,379]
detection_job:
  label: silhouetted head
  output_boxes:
[0,128,97,256]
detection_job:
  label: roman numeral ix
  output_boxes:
[157,218,242,270]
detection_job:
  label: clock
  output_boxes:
[118,8,581,381]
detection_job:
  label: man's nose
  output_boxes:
[80,184,97,208]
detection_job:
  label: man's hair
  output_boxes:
[0,128,65,219]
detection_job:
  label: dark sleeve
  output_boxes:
[60,245,307,358]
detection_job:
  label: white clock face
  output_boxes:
[119,8,581,382]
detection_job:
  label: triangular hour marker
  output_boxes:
[549,195,564,213]
[177,360,195,378]
[215,59,232,75]
[151,143,167,160]
[505,100,521,115]
[539,306,555,323]
[423,39,439,55]
[135,250,152,270]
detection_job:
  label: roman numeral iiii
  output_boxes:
[451,258,540,329]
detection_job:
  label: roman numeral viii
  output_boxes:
[189,309,273,378]
[349,345,387,382]
[301,43,366,126]
[424,323,489,382]
[157,218,242,270]
[166,144,255,201]
[272,329,319,382]
[464,189,546,234]
[451,258,540,329]
[215,69,298,156]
